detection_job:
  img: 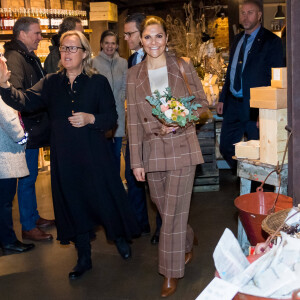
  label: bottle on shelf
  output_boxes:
[26,8,31,18]
[57,9,63,27]
[0,8,4,31]
[19,8,25,18]
[12,8,19,25]
[48,9,53,29]
[82,11,88,29]
[0,7,90,33]
[39,9,48,30]
[3,8,9,30]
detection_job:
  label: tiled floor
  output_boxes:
[0,169,239,300]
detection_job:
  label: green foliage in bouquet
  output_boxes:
[145,87,202,127]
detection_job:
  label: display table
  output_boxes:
[235,157,288,196]
[234,157,288,254]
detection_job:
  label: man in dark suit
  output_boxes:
[217,0,284,169]
[124,13,162,244]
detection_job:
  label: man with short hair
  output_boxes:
[4,17,54,242]
[124,13,162,244]
[44,16,83,74]
[217,0,284,170]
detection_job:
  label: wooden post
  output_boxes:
[227,0,239,45]
[89,21,109,56]
[287,0,300,205]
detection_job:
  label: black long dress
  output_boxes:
[0,71,140,244]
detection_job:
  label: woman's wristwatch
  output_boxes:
[17,132,28,145]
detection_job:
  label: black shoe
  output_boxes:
[141,224,151,237]
[69,264,92,280]
[150,233,159,245]
[115,237,131,260]
[1,240,35,254]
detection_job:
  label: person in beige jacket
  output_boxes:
[126,16,208,298]
[92,30,127,172]
[0,96,34,254]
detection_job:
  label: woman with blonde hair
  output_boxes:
[127,16,208,297]
[0,31,140,279]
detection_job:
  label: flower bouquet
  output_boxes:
[145,87,201,128]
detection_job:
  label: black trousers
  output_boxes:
[0,178,18,245]
[75,232,92,267]
[220,96,259,169]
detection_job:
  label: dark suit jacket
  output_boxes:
[128,51,146,69]
[219,26,284,121]
[127,53,208,172]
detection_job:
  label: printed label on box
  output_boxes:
[273,69,281,81]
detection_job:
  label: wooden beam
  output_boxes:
[287,0,300,205]
[227,0,239,45]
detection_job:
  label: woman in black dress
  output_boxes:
[0,31,140,279]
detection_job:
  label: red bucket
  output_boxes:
[234,189,293,245]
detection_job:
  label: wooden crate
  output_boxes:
[76,1,83,10]
[50,0,61,9]
[64,0,73,10]
[235,140,260,160]
[89,2,117,22]
[30,0,45,9]
[90,1,116,11]
[89,11,118,22]
[1,0,24,8]
[271,67,287,89]
[250,86,287,109]
[259,108,288,166]
[194,120,220,192]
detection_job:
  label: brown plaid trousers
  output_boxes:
[147,165,196,278]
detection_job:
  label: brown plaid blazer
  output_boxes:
[127,52,209,173]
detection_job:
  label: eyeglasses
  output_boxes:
[123,31,139,38]
[59,46,85,53]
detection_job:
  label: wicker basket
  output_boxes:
[261,208,292,236]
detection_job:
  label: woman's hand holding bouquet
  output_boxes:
[146,87,201,135]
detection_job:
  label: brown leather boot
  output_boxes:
[36,217,55,228]
[161,277,178,298]
[185,235,198,265]
[22,227,53,241]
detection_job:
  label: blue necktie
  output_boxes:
[233,34,250,92]
[132,52,138,66]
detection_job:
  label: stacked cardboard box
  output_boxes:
[249,68,288,165]
[235,140,260,160]
[250,68,287,109]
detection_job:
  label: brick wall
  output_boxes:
[208,17,229,50]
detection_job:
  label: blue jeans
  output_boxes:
[17,148,40,231]
[110,137,123,175]
[0,178,18,245]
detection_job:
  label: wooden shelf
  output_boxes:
[0,30,13,34]
[0,29,92,35]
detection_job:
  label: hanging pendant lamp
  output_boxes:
[274,5,285,20]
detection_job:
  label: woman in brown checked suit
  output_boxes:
[127,15,208,298]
